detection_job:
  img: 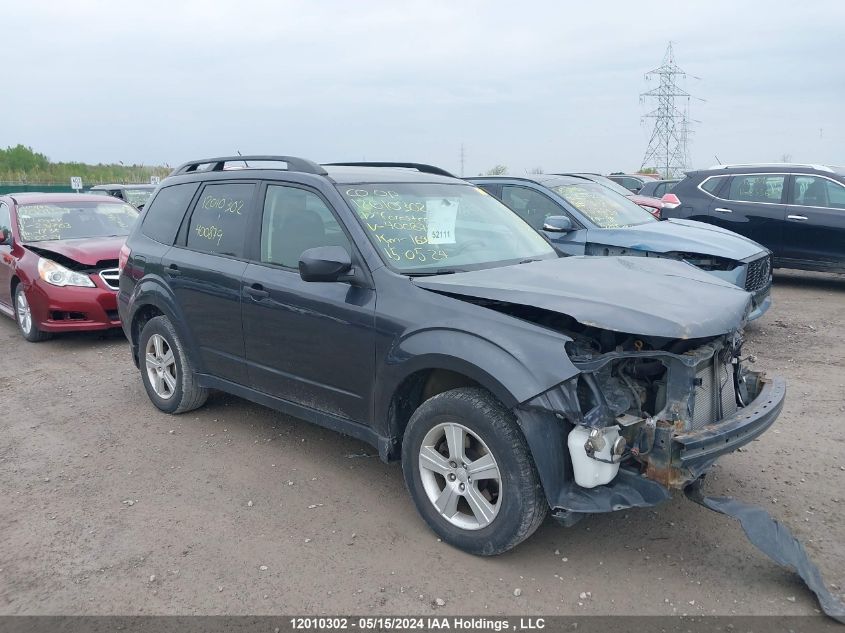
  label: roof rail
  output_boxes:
[324,162,456,178]
[169,155,327,177]
[707,162,833,173]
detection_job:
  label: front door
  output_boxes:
[500,184,586,256]
[783,174,845,268]
[241,182,376,423]
[0,202,13,314]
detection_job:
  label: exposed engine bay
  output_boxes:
[480,301,773,490]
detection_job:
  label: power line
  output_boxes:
[640,42,699,179]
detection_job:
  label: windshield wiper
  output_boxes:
[518,258,543,264]
[405,268,466,277]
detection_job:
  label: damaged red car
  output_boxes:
[0,193,139,341]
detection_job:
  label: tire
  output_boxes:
[14,285,51,342]
[138,315,208,414]
[402,387,547,555]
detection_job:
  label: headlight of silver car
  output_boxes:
[37,258,96,288]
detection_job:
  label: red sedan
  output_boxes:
[0,193,139,341]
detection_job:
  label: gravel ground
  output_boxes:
[0,269,843,616]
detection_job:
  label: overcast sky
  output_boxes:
[3,0,843,175]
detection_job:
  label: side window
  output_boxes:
[701,176,728,196]
[186,183,255,258]
[141,183,199,245]
[791,175,845,209]
[727,175,784,203]
[260,185,351,268]
[501,185,562,230]
[653,183,666,197]
[0,202,11,235]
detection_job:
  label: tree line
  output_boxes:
[0,145,170,185]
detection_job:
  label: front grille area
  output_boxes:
[691,359,738,430]
[745,255,772,293]
[99,268,120,290]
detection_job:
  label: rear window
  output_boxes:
[141,183,199,245]
[700,176,728,195]
[727,175,785,203]
[185,182,255,258]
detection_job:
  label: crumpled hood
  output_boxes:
[25,236,126,267]
[413,256,752,339]
[589,219,767,261]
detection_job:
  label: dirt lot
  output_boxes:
[1,269,843,616]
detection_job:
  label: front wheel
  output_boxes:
[402,387,547,555]
[138,315,208,414]
[15,286,51,342]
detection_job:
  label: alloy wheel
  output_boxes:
[16,290,32,335]
[418,422,502,530]
[145,334,177,399]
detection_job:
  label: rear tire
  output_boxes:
[402,387,547,555]
[138,315,208,414]
[15,286,51,342]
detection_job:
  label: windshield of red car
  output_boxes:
[16,201,139,242]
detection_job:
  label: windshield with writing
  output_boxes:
[17,201,139,242]
[551,182,656,228]
[340,183,556,272]
[125,189,153,208]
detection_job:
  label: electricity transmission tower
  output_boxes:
[640,42,696,178]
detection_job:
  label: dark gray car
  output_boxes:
[118,157,785,555]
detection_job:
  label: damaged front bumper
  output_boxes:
[674,374,785,478]
[515,341,787,520]
[644,372,786,488]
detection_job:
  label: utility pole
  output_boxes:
[460,144,465,178]
[640,42,698,179]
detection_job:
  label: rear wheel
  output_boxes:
[15,286,51,342]
[402,387,547,555]
[138,315,208,414]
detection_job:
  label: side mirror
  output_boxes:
[542,216,574,232]
[0,228,12,246]
[299,246,352,282]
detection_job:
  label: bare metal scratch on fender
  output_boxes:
[685,482,845,624]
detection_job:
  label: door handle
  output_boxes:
[245,284,269,299]
[166,264,182,277]
[787,214,808,221]
[714,207,733,214]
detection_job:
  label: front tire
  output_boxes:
[402,387,547,555]
[138,315,208,414]
[15,286,51,342]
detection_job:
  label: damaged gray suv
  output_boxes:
[118,157,786,555]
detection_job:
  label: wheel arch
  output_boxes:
[127,277,203,372]
[376,328,579,460]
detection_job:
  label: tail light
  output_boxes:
[118,243,131,274]
[661,193,681,209]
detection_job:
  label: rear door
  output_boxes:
[705,173,787,257]
[162,181,256,384]
[783,174,845,268]
[240,181,376,423]
[499,183,587,255]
